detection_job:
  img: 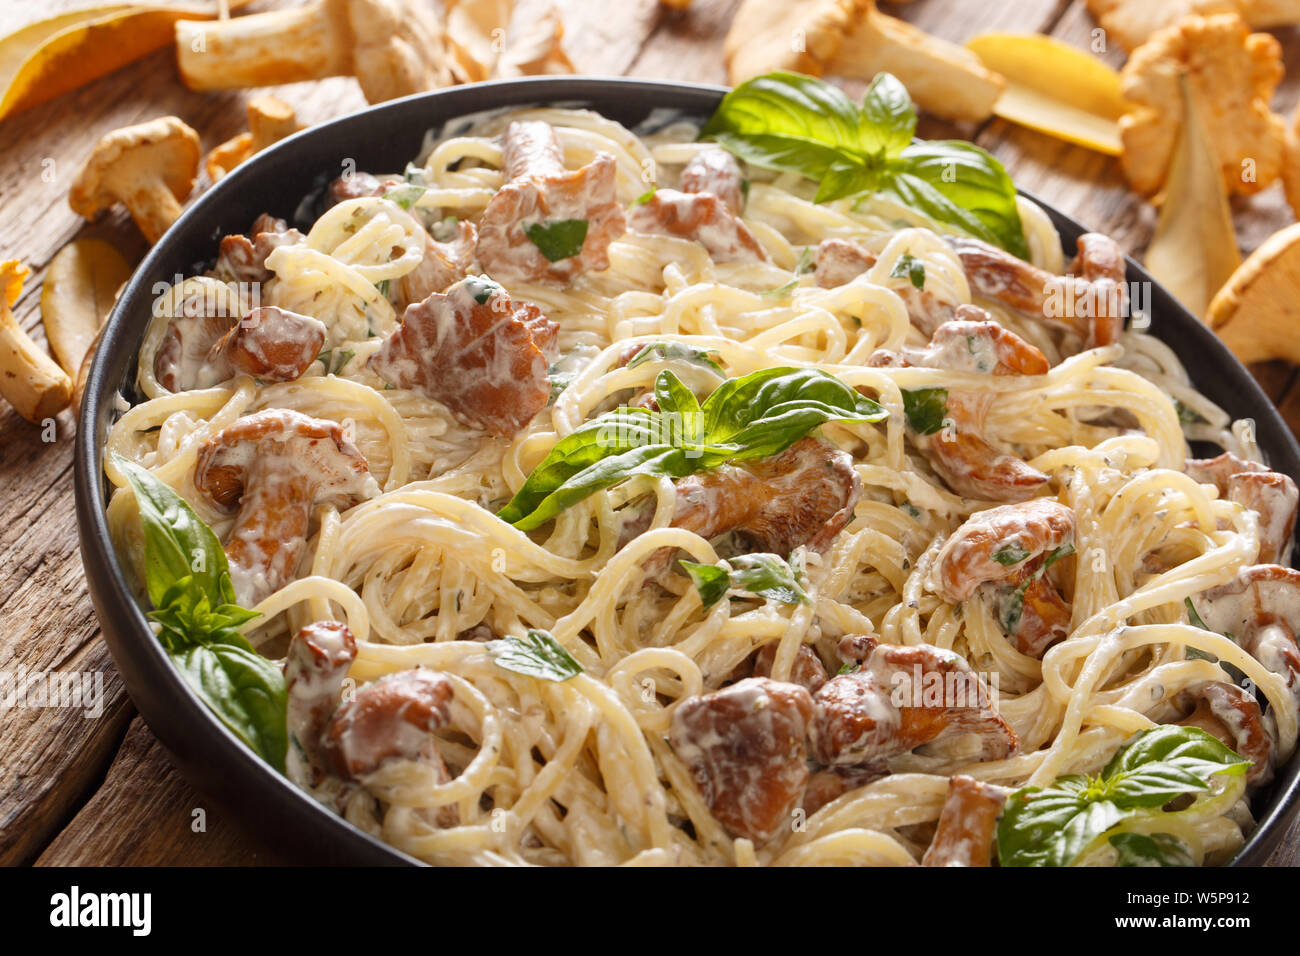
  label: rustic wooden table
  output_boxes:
[2,0,1298,866]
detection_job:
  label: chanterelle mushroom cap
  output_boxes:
[195,408,377,509]
[174,0,449,105]
[1088,0,1300,50]
[1118,13,1285,197]
[723,0,862,82]
[194,408,379,605]
[69,116,201,243]
[1195,564,1300,637]
[934,499,1076,602]
[348,0,447,103]
[1207,221,1300,365]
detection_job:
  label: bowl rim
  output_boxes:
[74,74,1300,867]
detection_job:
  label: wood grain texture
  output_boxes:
[1,0,1298,867]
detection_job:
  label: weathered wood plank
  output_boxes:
[35,718,287,866]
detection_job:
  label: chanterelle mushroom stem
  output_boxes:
[175,0,448,105]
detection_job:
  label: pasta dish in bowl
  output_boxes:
[76,73,1300,867]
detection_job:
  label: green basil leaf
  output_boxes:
[1109,832,1195,867]
[171,642,288,772]
[889,252,926,290]
[992,544,1031,567]
[901,386,948,436]
[508,442,695,532]
[524,219,589,261]
[625,342,724,375]
[679,560,731,609]
[701,367,886,460]
[814,160,879,204]
[490,629,583,682]
[1102,725,1251,808]
[728,553,811,605]
[998,726,1250,867]
[860,72,917,158]
[116,456,231,612]
[998,779,1124,868]
[655,369,702,421]
[633,187,657,205]
[888,141,1028,259]
[701,72,872,178]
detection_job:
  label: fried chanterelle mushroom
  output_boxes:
[69,116,201,244]
[194,409,380,606]
[1118,12,1285,197]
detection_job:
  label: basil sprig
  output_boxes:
[116,456,287,771]
[700,71,1028,259]
[489,629,583,682]
[996,725,1250,867]
[497,366,885,530]
[680,553,811,609]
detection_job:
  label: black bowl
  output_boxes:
[74,76,1300,866]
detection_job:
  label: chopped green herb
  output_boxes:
[431,215,460,241]
[997,581,1028,633]
[680,553,811,609]
[679,561,730,609]
[1043,542,1075,570]
[901,387,948,436]
[992,544,1031,567]
[524,218,589,262]
[890,252,926,290]
[625,342,724,375]
[633,187,657,205]
[489,629,583,682]
[1175,400,1207,425]
[317,348,355,375]
[464,274,502,305]
[383,183,426,210]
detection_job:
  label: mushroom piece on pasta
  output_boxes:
[368,274,558,438]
